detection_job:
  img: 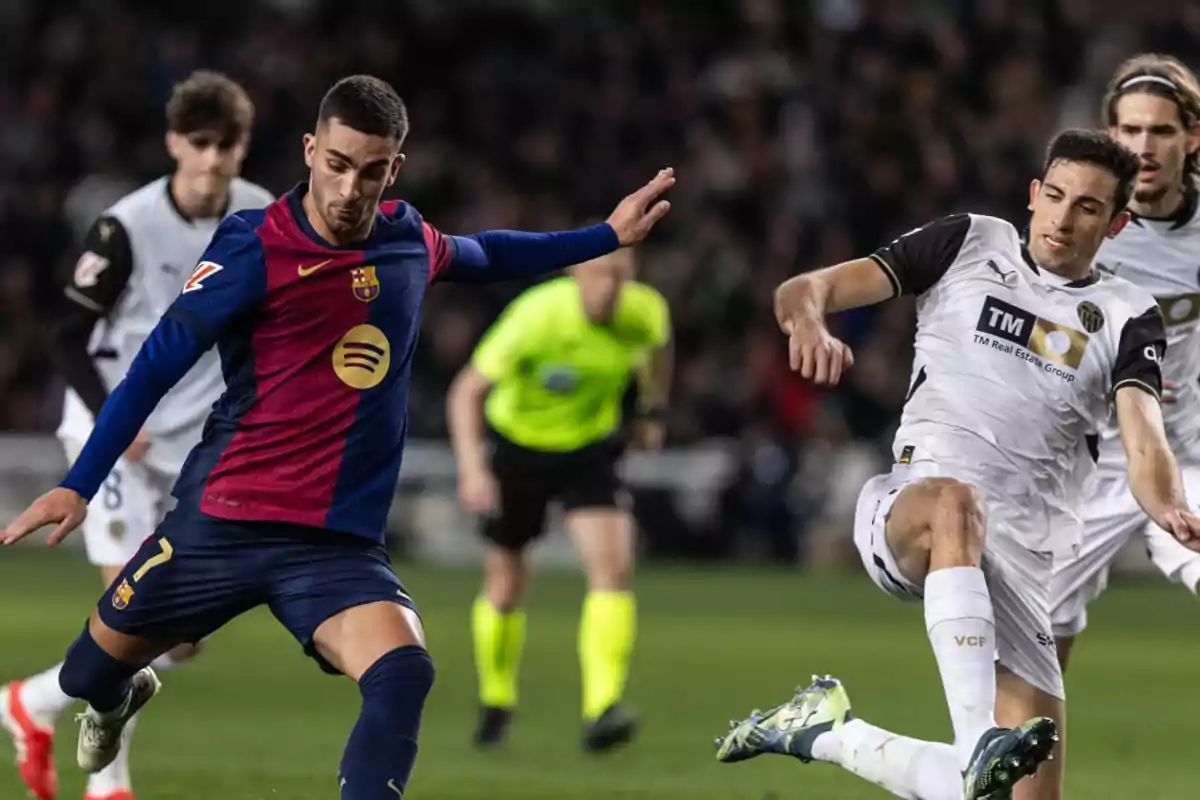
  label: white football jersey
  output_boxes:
[57,176,274,474]
[1092,187,1200,467]
[872,213,1166,555]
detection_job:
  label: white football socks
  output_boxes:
[21,652,180,731]
[811,719,962,800]
[19,663,72,728]
[924,565,997,767]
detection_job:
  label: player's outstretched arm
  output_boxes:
[1108,305,1200,547]
[431,169,675,284]
[773,258,893,386]
[1116,386,1200,550]
[776,214,970,387]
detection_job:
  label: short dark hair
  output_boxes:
[1103,53,1200,183]
[1042,129,1139,214]
[317,75,409,143]
[166,70,254,146]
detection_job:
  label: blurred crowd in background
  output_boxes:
[1,0,1197,559]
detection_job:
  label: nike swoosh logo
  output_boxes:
[387,778,403,797]
[298,259,333,277]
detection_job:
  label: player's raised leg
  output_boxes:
[568,503,638,753]
[716,675,1057,800]
[885,476,1001,767]
[856,474,1055,798]
[311,602,433,800]
[715,473,1056,799]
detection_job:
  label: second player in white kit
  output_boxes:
[56,173,273,568]
[1,71,271,800]
[713,131,1200,800]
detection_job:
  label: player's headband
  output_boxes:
[1119,74,1179,92]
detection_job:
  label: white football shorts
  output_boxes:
[854,463,1064,700]
[60,436,176,568]
[1050,465,1200,638]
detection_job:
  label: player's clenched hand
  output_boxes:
[1162,380,1179,405]
[607,168,675,246]
[1,487,88,548]
[783,317,855,387]
[1158,507,1200,552]
[459,466,499,514]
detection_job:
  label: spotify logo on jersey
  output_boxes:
[334,324,392,389]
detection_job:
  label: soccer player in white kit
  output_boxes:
[1046,52,1200,794]
[0,71,272,800]
[713,129,1200,800]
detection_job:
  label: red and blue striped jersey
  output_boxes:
[62,183,620,543]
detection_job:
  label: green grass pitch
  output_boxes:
[1,549,1196,798]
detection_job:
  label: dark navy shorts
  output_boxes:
[96,504,417,675]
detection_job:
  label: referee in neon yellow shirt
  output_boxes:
[447,247,671,751]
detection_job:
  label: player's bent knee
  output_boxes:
[315,601,427,682]
[925,479,987,567]
[359,645,436,706]
[88,609,172,666]
[484,547,530,612]
[60,623,143,703]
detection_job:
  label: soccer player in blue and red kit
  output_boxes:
[2,75,675,799]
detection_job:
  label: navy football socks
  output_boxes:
[58,624,138,713]
[339,645,435,799]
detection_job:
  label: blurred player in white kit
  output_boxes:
[1,70,272,800]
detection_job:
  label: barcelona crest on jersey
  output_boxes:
[112,579,135,610]
[352,266,380,303]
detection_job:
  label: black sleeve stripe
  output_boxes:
[1112,378,1161,400]
[870,213,970,297]
[63,215,135,317]
[869,253,902,298]
[47,301,110,418]
[1111,305,1166,400]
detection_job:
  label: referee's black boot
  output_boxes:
[583,702,638,753]
[473,706,514,748]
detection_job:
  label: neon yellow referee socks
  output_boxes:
[472,597,526,709]
[579,590,637,720]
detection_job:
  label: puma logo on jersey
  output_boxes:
[986,260,1014,281]
[183,261,223,293]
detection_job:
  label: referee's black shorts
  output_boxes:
[480,428,629,552]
